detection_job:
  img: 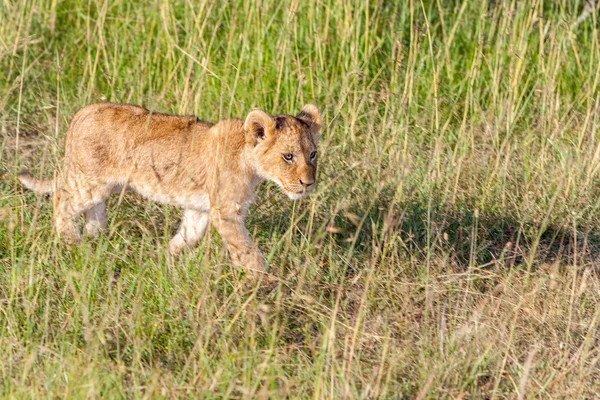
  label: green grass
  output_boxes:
[2,0,600,397]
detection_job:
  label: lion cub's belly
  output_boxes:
[128,182,210,210]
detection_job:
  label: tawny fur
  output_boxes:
[18,102,322,274]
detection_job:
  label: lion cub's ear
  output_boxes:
[297,104,322,142]
[244,110,276,146]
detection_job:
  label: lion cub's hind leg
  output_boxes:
[83,184,125,238]
[54,190,83,244]
[84,202,108,238]
[169,209,210,254]
[55,181,113,244]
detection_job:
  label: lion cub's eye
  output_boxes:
[283,153,295,162]
[310,151,317,160]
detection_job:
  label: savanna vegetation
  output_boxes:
[2,0,600,397]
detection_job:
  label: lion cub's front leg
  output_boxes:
[169,209,210,253]
[209,206,266,274]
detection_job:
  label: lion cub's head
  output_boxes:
[244,104,322,200]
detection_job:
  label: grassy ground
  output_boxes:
[2,0,600,397]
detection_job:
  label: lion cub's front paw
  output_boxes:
[244,265,267,281]
[58,231,83,246]
[168,236,187,254]
[237,250,266,275]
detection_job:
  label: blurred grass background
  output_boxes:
[2,0,600,397]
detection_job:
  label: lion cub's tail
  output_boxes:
[17,170,55,194]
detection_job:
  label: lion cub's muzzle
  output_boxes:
[284,176,316,200]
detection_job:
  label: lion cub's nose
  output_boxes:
[299,179,315,188]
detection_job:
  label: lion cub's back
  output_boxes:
[64,102,212,174]
[69,103,209,138]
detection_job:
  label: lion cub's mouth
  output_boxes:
[274,180,314,200]
[284,188,313,200]
[286,191,305,200]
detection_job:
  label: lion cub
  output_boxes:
[19,103,322,274]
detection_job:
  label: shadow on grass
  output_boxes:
[392,202,600,269]
[249,184,600,273]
